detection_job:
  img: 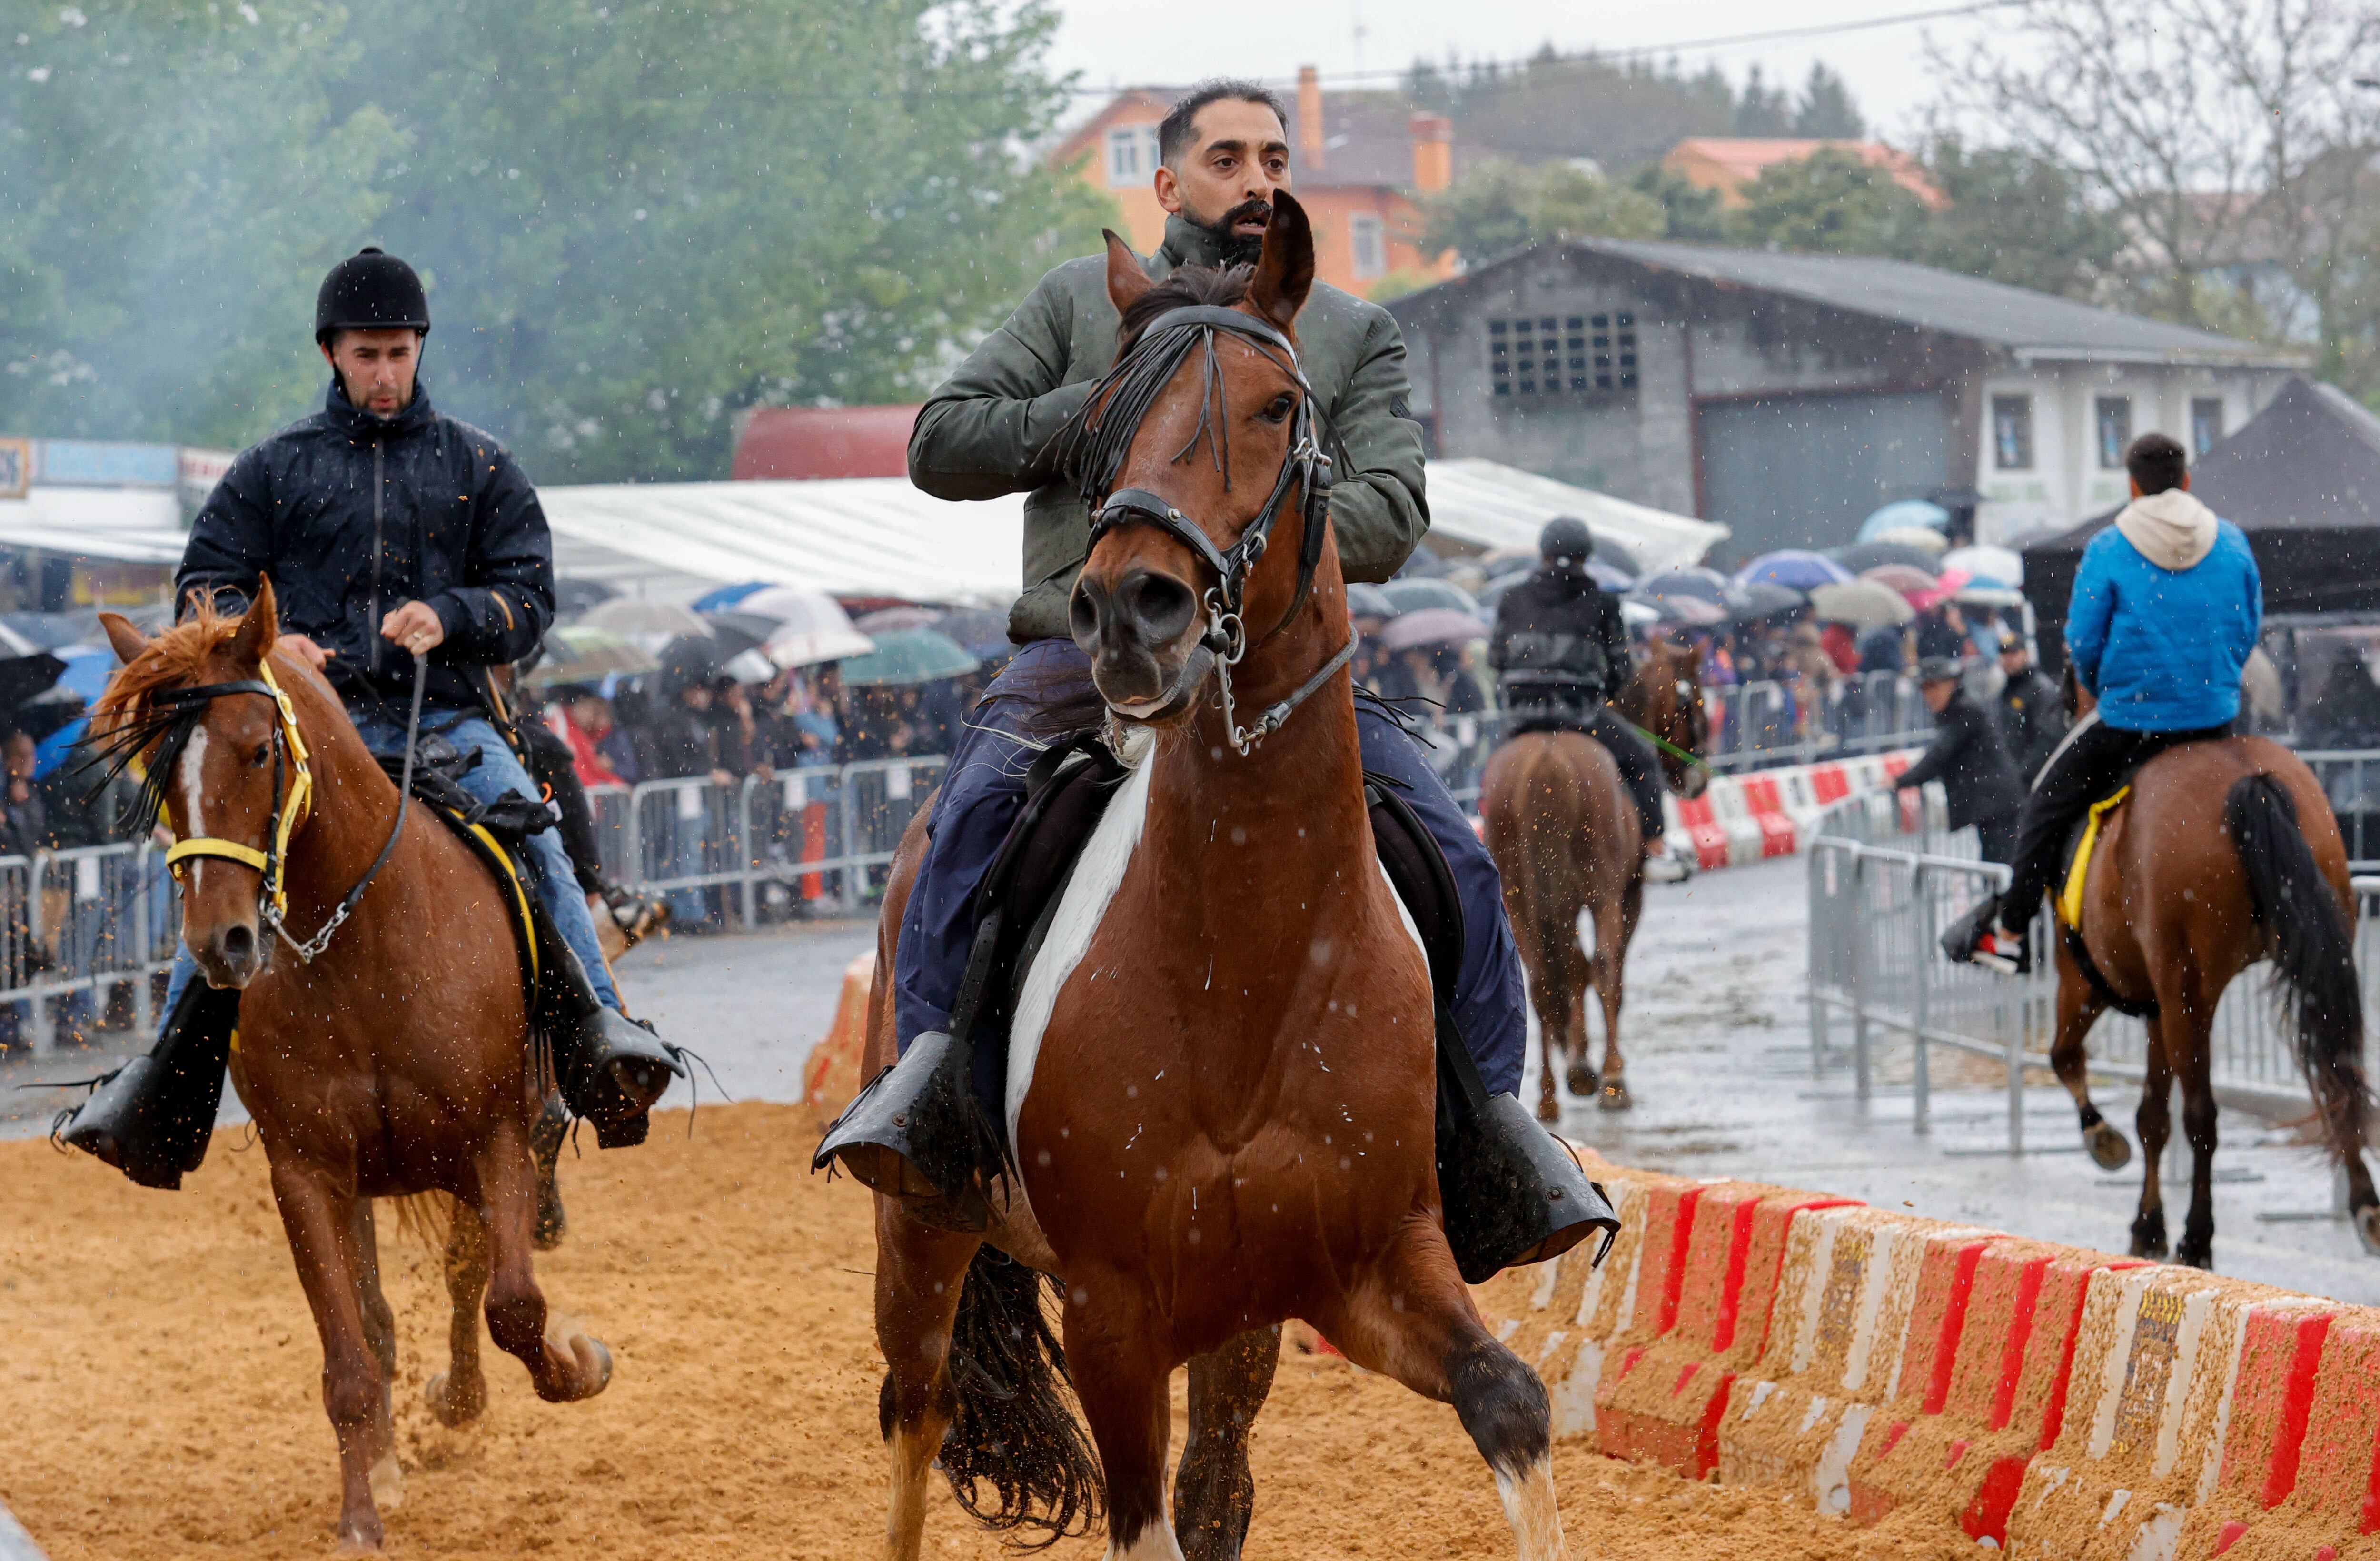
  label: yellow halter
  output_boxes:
[160,661,314,919]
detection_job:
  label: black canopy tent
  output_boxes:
[2022,377,2380,675]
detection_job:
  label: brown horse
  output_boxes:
[858,199,1568,1561]
[1480,633,1709,1120]
[2049,690,2376,1268]
[95,585,611,1551]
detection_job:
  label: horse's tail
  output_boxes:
[920,1249,1104,1546]
[2226,773,2371,1135]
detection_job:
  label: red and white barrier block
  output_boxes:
[1666,749,1925,871]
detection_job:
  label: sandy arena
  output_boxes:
[0,1099,2012,1560]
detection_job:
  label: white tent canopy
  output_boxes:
[0,487,188,564]
[1419,459,1727,575]
[538,479,1024,606]
[536,462,1725,606]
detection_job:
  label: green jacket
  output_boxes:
[909,214,1431,644]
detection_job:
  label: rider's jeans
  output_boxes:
[159,709,622,1036]
[891,639,1528,1096]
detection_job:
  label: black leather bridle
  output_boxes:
[1076,303,1353,754]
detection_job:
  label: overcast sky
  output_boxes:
[1044,0,2002,144]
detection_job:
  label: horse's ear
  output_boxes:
[1247,189,1315,330]
[99,612,148,668]
[229,577,278,667]
[1104,230,1152,316]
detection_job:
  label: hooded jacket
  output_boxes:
[1894,686,2024,830]
[908,213,1428,644]
[178,382,553,715]
[2065,488,2260,732]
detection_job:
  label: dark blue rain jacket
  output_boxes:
[177,381,554,715]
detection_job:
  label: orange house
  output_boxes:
[1049,70,1458,300]
[1661,137,1946,209]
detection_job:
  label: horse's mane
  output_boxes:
[84,597,252,823]
[1114,261,1252,353]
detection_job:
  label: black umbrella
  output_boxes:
[701,610,783,657]
[657,635,724,695]
[0,653,67,715]
[1734,581,1807,620]
[1830,541,1941,577]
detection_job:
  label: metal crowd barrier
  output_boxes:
[0,840,178,1058]
[1806,787,2380,1152]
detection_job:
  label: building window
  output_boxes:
[2192,397,2226,455]
[1348,214,1387,280]
[1992,395,2033,470]
[1106,125,1157,188]
[1488,312,1636,397]
[2095,396,2132,469]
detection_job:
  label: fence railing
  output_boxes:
[1806,778,2380,1153]
[0,840,177,1058]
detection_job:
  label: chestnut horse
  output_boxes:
[2050,686,2376,1268]
[94,586,611,1551]
[1480,634,1708,1119]
[858,198,1568,1560]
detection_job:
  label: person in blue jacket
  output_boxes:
[1956,431,2261,971]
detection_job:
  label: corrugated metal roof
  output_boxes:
[1460,239,2290,363]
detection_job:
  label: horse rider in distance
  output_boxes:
[820,77,1603,1269]
[1951,430,2261,973]
[60,247,685,1180]
[1487,515,1689,883]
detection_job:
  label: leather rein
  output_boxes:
[156,655,427,964]
[1079,303,1353,755]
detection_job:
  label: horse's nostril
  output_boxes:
[1124,572,1195,644]
[220,923,257,968]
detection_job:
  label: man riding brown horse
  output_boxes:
[1486,515,1687,883]
[1947,432,2261,971]
[58,247,684,1185]
[815,78,1602,1273]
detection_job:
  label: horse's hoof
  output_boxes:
[425,1371,484,1429]
[1536,1095,1562,1124]
[2357,1204,2380,1258]
[1597,1078,1634,1112]
[570,1334,614,1400]
[1565,1062,1599,1099]
[335,1518,385,1554]
[2176,1241,2214,1272]
[2084,1122,2132,1171]
[2129,1219,2169,1261]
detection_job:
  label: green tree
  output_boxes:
[1732,64,1794,136]
[1792,64,1865,139]
[0,0,1106,481]
[1423,160,1664,266]
[1727,147,1929,254]
[1528,165,1666,241]
[1629,168,1728,242]
[1914,139,2123,298]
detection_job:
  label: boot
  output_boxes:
[1941,895,2030,974]
[1437,1089,1620,1284]
[811,1029,1007,1233]
[553,1005,684,1148]
[56,979,242,1190]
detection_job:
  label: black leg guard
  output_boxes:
[532,914,684,1148]
[810,1028,1007,1231]
[1433,1005,1620,1284]
[54,978,242,1190]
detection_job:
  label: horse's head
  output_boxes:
[1066,191,1329,731]
[96,582,301,989]
[1638,634,1711,800]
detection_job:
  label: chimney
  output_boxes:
[1409,112,1452,194]
[1297,65,1326,171]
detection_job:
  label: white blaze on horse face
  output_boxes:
[178,726,210,892]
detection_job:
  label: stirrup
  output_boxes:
[811,1030,1006,1233]
[1437,1092,1619,1284]
[555,1008,686,1148]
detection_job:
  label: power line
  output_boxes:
[1063,0,2024,96]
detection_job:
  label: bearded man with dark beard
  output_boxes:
[818,80,1609,1276]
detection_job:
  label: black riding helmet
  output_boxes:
[315,247,430,342]
[1539,514,1594,570]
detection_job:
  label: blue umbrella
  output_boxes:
[1857,499,1951,541]
[1735,549,1853,592]
[689,580,772,613]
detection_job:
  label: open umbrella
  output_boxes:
[1859,563,1942,599]
[689,581,772,613]
[699,610,785,657]
[1735,549,1852,592]
[0,652,75,714]
[1630,592,1726,627]
[1380,608,1487,652]
[933,607,1014,660]
[1857,498,1951,540]
[1637,566,1733,603]
[737,586,874,668]
[1940,544,2023,588]
[1379,577,1479,617]
[1809,579,1914,628]
[526,625,660,688]
[1906,567,1973,614]
[1873,525,1950,556]
[1619,599,1664,630]
[838,628,980,688]
[584,598,713,653]
[1734,582,1806,620]
[1829,541,1940,577]
[855,606,940,633]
